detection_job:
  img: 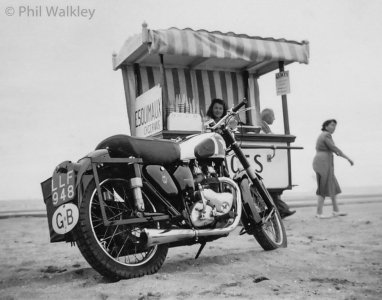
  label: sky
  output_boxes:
[1,0,382,201]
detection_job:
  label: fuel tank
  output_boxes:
[143,164,192,212]
[179,133,226,160]
[143,165,178,197]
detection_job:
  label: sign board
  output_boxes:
[167,112,202,131]
[275,71,290,96]
[135,85,163,137]
[226,142,289,189]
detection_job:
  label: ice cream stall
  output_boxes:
[112,23,309,200]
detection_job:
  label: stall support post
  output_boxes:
[133,63,142,96]
[279,61,292,188]
[242,70,250,122]
[278,61,290,135]
[160,54,168,130]
[121,66,136,136]
[248,74,260,126]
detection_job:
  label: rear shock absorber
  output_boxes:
[129,163,145,212]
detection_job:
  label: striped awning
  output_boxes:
[113,25,309,75]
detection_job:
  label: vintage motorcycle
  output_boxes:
[41,99,286,280]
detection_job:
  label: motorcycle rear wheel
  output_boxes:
[240,178,287,250]
[74,173,168,280]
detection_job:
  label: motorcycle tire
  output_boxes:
[240,178,287,250]
[74,172,168,280]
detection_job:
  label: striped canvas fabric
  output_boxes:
[148,28,309,65]
[137,66,247,123]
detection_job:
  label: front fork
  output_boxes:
[222,129,274,208]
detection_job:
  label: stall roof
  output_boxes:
[113,25,309,76]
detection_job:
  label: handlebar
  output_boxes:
[232,98,248,113]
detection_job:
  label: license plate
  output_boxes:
[51,161,76,207]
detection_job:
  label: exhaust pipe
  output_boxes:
[142,177,242,248]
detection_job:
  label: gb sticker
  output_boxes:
[52,203,79,235]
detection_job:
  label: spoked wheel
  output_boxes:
[74,174,168,280]
[240,178,287,250]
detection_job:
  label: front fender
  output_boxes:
[233,170,263,229]
[232,169,248,183]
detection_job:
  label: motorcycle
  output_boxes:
[41,98,287,280]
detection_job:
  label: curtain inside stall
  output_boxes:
[137,66,248,124]
[123,65,264,135]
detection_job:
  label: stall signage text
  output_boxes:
[275,71,290,96]
[226,146,289,189]
[135,85,163,137]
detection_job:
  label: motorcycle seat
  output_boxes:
[96,134,180,165]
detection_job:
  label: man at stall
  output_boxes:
[260,108,275,134]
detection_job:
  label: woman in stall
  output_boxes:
[206,98,228,124]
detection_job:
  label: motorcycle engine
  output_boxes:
[189,160,234,228]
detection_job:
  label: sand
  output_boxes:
[0,202,381,300]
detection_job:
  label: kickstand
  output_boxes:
[195,242,206,259]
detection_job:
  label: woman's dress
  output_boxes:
[313,131,343,197]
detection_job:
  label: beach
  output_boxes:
[0,201,381,299]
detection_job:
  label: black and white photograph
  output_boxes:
[1,0,381,299]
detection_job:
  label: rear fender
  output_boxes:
[42,149,111,243]
[51,149,111,205]
[74,149,112,206]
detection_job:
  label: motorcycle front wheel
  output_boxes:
[74,173,168,280]
[240,178,287,250]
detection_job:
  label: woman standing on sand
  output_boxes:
[313,119,354,219]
